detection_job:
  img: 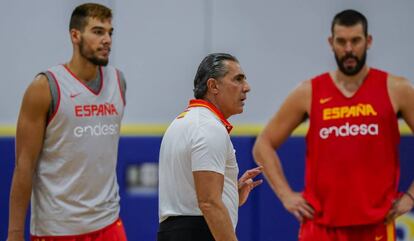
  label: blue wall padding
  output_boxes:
[1,136,413,241]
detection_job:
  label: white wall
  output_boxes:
[1,0,413,124]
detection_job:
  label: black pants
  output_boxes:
[157,216,215,241]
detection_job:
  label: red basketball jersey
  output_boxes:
[304,68,400,226]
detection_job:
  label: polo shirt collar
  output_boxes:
[187,99,233,134]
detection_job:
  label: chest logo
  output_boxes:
[75,103,119,117]
[70,92,82,98]
[323,103,377,120]
[176,110,189,119]
[319,97,332,104]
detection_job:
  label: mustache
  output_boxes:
[341,53,358,62]
[97,46,111,52]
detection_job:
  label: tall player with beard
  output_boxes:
[253,9,414,241]
[7,3,127,241]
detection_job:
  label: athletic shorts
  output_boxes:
[157,216,215,241]
[299,220,396,241]
[31,218,127,241]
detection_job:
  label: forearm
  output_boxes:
[199,200,238,241]
[406,182,414,195]
[405,182,414,207]
[8,166,34,236]
[253,141,293,201]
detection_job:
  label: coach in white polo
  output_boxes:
[158,53,263,241]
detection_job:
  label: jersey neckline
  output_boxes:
[62,64,104,96]
[187,99,233,133]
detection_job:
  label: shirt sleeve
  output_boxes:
[190,121,229,175]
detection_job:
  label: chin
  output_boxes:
[235,109,244,115]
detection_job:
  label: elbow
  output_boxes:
[198,198,220,214]
[253,134,276,166]
[252,140,259,159]
[252,137,264,165]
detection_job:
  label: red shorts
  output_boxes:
[31,218,127,241]
[299,220,395,241]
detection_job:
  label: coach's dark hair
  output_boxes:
[193,53,239,99]
[69,3,112,31]
[331,9,368,36]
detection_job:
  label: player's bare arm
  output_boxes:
[253,80,314,221]
[7,75,51,241]
[385,75,414,222]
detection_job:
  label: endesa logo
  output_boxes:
[75,103,118,117]
[323,103,377,120]
[319,122,378,139]
[73,122,119,138]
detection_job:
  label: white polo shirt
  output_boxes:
[158,99,239,229]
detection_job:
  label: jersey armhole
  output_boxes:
[306,78,316,139]
[116,69,126,106]
[43,71,61,125]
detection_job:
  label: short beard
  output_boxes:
[79,38,109,66]
[335,51,367,76]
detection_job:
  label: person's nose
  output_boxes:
[344,41,353,53]
[243,80,251,93]
[103,32,112,46]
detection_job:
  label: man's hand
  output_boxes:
[238,166,263,206]
[281,191,314,222]
[385,193,414,223]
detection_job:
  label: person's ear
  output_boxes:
[70,29,81,44]
[328,35,334,51]
[366,34,373,50]
[207,78,219,94]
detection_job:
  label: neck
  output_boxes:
[66,55,99,82]
[333,65,370,96]
[202,95,229,119]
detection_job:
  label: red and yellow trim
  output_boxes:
[187,99,233,133]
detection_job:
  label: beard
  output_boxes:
[79,38,109,66]
[335,50,367,76]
